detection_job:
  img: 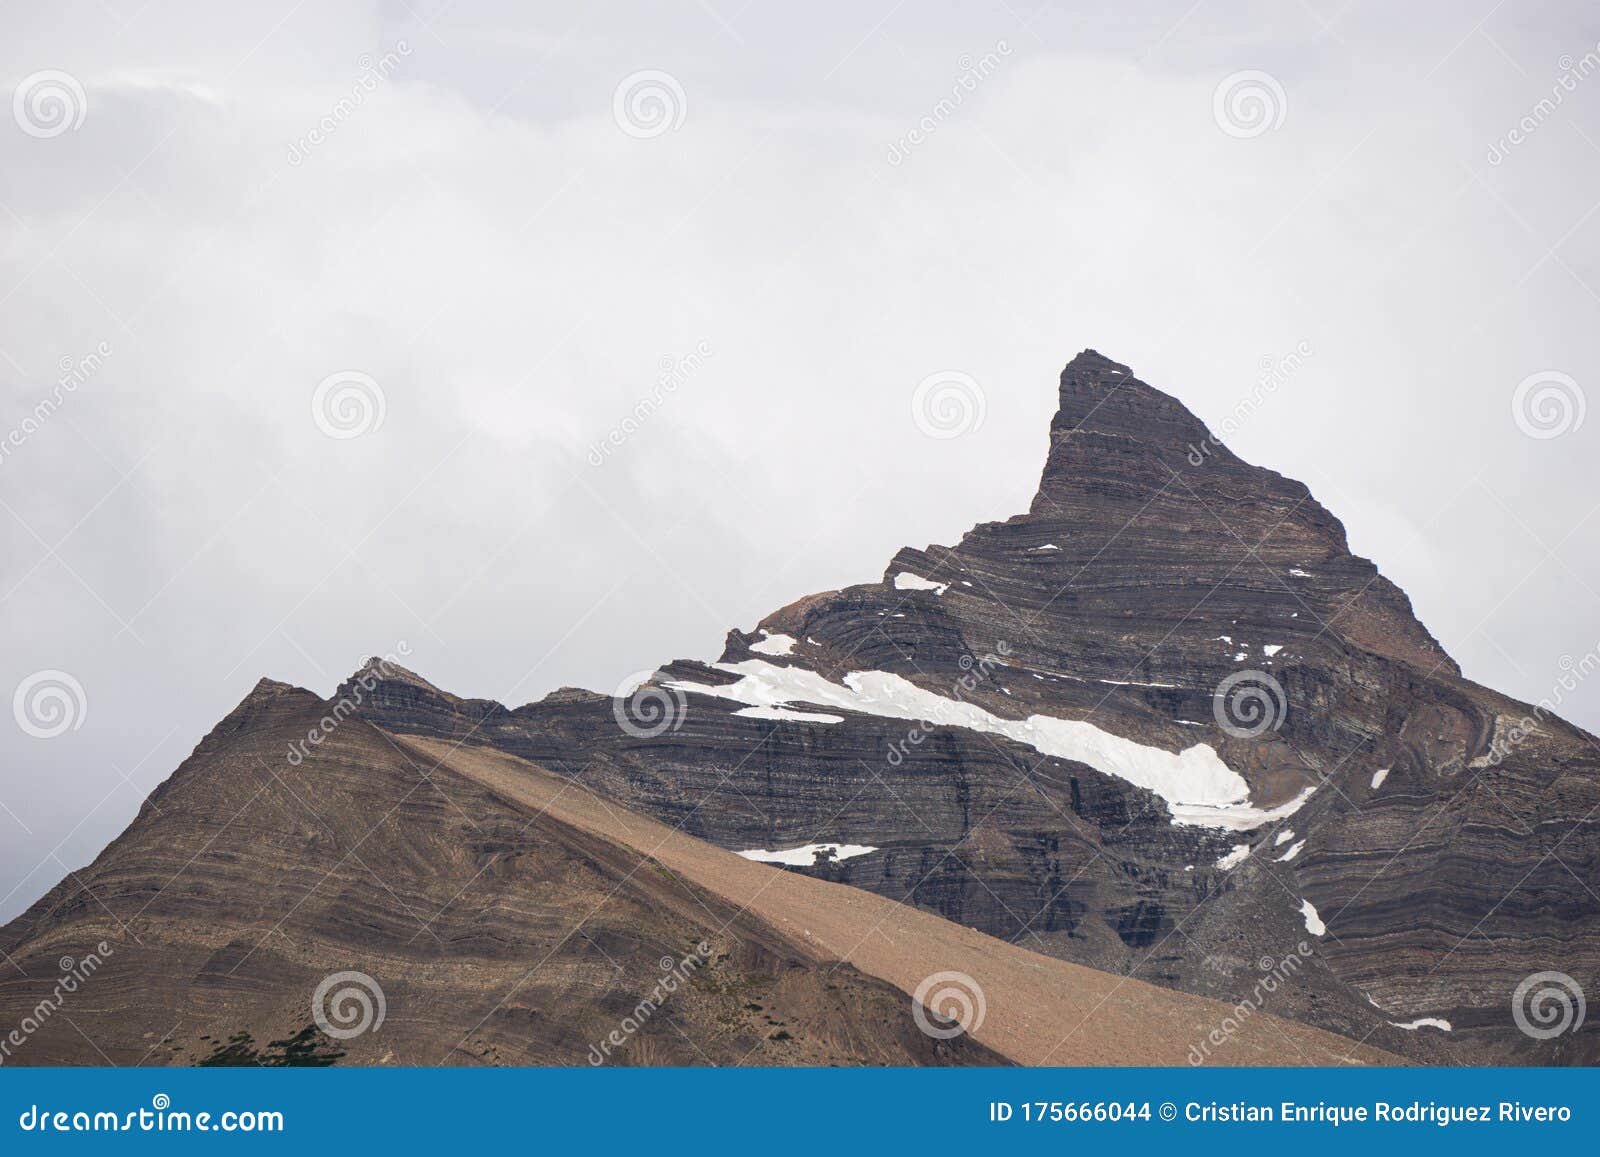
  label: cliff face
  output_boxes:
[4,352,1595,1066]
[346,352,1599,1064]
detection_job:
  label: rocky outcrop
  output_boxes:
[348,352,1600,1064]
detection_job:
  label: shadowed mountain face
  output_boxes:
[2,352,1595,1066]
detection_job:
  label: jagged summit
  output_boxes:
[1052,349,1217,447]
[4,352,1596,1068]
[340,655,440,694]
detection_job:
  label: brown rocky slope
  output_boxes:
[0,678,1396,1065]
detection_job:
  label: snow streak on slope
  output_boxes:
[666,660,1314,831]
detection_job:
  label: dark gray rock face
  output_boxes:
[348,351,1599,1065]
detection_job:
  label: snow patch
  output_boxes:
[1300,899,1326,936]
[1166,787,1315,833]
[749,632,797,656]
[667,659,1308,830]
[1215,844,1251,870]
[737,842,878,866]
[893,571,947,594]
[733,705,844,724]
[1389,1017,1452,1032]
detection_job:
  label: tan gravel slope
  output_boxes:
[400,733,1403,1067]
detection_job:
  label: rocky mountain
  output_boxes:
[3,350,1595,1065]
[0,663,1398,1067]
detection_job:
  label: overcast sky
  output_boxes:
[2,0,1598,922]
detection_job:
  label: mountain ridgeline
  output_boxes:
[3,351,1595,1066]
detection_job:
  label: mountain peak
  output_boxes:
[342,654,438,693]
[1051,350,1219,460]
